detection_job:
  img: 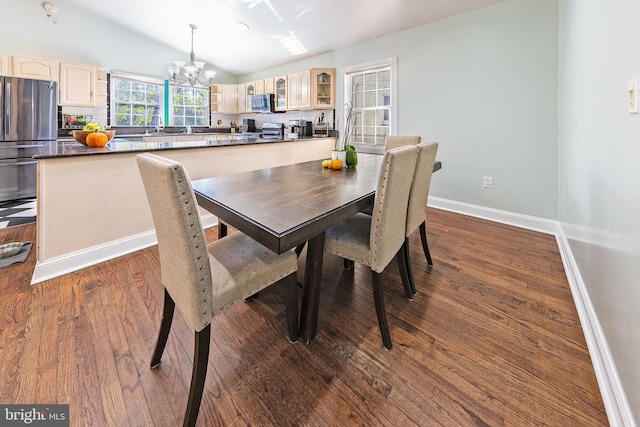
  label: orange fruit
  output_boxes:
[330,159,343,170]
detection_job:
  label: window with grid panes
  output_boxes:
[169,86,209,126]
[344,59,395,148]
[111,74,163,127]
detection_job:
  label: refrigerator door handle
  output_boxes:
[0,160,38,167]
[3,81,9,137]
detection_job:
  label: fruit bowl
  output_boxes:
[73,130,115,146]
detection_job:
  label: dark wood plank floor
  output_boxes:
[0,208,608,426]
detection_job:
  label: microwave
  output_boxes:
[249,94,276,113]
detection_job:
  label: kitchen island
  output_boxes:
[32,136,335,284]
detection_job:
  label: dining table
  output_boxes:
[192,153,442,344]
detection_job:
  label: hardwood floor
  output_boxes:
[0,208,608,426]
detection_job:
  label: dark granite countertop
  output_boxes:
[34,136,332,159]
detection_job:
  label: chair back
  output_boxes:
[406,142,439,236]
[385,135,421,151]
[369,145,419,272]
[136,153,213,332]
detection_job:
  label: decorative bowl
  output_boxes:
[73,130,115,146]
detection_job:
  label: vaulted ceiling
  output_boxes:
[57,0,506,75]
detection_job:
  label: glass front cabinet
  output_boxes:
[312,68,335,109]
[275,75,287,111]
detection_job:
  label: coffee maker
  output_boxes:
[239,118,255,133]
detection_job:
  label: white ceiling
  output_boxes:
[57,0,506,75]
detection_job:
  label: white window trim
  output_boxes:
[340,57,397,153]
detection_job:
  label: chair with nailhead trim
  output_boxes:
[322,145,419,349]
[136,153,299,427]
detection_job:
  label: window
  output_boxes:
[169,86,209,126]
[109,72,211,128]
[343,57,397,149]
[110,73,164,127]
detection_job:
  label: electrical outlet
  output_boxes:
[483,176,493,189]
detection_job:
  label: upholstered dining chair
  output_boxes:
[323,145,419,349]
[384,134,421,151]
[136,153,299,427]
[403,141,439,296]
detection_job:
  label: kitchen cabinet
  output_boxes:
[263,77,274,94]
[237,83,247,113]
[287,69,311,110]
[221,84,238,113]
[216,84,238,113]
[11,55,58,81]
[312,68,335,109]
[245,82,255,111]
[275,76,287,111]
[255,79,265,95]
[210,85,220,113]
[59,62,96,106]
[0,53,10,76]
[95,67,108,108]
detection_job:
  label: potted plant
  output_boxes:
[332,102,358,167]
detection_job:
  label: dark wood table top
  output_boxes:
[192,153,384,253]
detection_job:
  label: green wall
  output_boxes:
[243,0,560,220]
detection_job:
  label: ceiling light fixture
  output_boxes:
[168,24,216,87]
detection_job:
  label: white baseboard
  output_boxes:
[428,197,559,235]
[428,196,634,427]
[30,214,218,285]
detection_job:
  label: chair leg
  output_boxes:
[184,325,211,427]
[371,271,392,349]
[396,242,414,299]
[284,272,299,343]
[150,288,175,368]
[419,222,433,266]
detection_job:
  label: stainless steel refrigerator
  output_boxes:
[0,77,57,202]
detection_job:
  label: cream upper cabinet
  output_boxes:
[12,55,58,81]
[255,79,265,95]
[59,62,96,106]
[311,68,335,109]
[237,83,247,113]
[210,85,221,113]
[275,75,287,111]
[245,82,255,110]
[263,77,274,94]
[0,53,11,76]
[94,67,108,108]
[287,69,311,110]
[220,84,238,114]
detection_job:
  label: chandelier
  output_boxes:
[168,24,216,87]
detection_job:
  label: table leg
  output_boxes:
[217,222,228,239]
[299,232,325,345]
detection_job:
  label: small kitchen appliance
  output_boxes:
[262,123,284,140]
[239,118,256,133]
